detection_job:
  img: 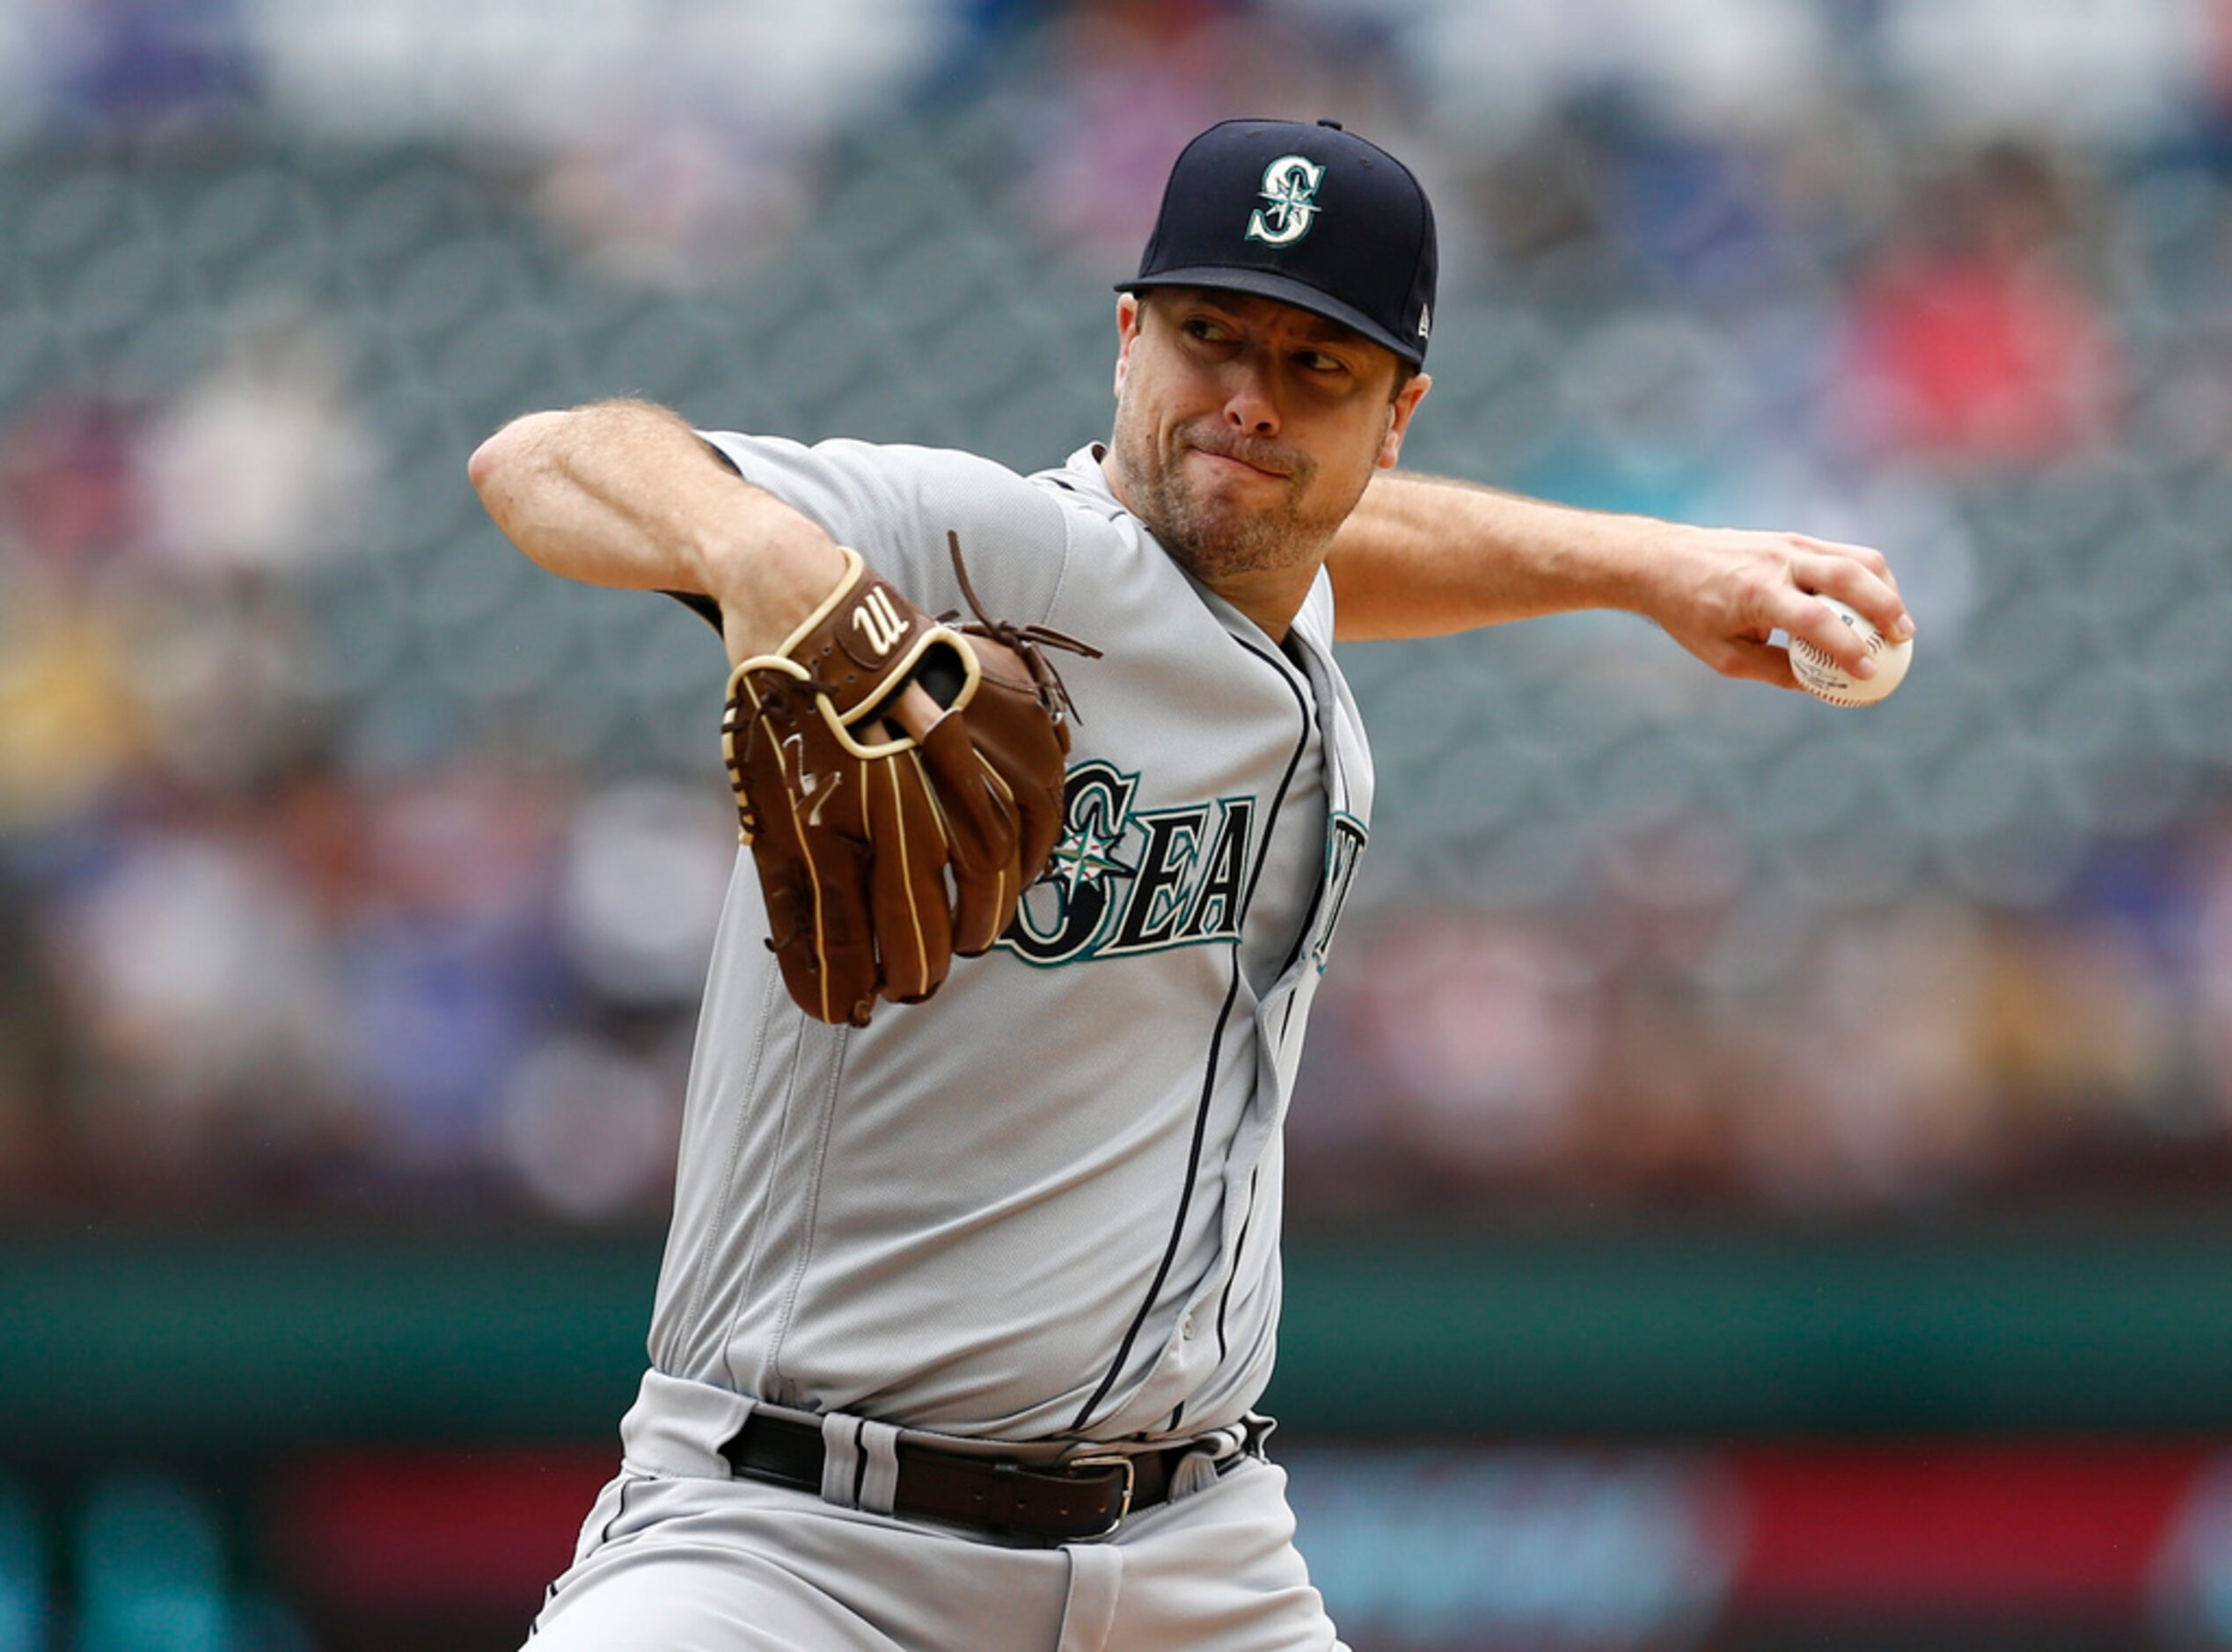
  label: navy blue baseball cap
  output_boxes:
[1119,117,1438,366]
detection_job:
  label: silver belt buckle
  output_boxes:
[1065,1453,1136,1532]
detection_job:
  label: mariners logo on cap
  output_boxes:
[1244,154,1325,248]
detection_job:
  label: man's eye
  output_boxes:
[1186,318,1231,342]
[1299,352,1347,375]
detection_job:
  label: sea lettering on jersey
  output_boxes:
[1000,759,1255,967]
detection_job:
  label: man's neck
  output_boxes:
[1199,562,1319,644]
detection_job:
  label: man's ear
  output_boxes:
[1114,294,1141,400]
[1378,372,1431,469]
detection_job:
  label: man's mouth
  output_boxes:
[1182,435,1299,480]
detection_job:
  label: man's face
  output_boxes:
[1106,289,1431,586]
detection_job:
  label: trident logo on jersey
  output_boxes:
[1245,154,1326,247]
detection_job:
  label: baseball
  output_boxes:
[1789,596,1911,707]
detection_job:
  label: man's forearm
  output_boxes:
[1327,469,1912,689]
[467,398,846,657]
[1327,471,1658,641]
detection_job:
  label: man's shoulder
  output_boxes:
[824,437,1015,474]
[860,442,1110,511]
[790,438,1035,485]
[703,430,1097,494]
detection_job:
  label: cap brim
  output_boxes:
[1116,268,1425,367]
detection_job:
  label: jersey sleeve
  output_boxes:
[695,431,1072,631]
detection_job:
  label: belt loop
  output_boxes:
[858,1419,903,1517]
[1168,1448,1221,1503]
[987,1458,1021,1531]
[820,1413,864,1509]
[718,1396,760,1480]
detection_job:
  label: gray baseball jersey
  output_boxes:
[637,434,1375,1451]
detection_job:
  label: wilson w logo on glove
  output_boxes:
[853,588,908,658]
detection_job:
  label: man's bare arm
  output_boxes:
[1327,471,1915,689]
[466,398,847,662]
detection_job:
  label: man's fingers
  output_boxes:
[1774,588,1883,678]
[1752,539,1914,676]
[1793,533,1899,584]
[1659,524,1914,694]
[1794,550,1914,649]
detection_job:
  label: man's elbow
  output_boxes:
[466,412,560,497]
[465,431,504,494]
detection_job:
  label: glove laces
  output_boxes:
[940,530,1103,722]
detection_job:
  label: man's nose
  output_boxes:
[1223,359,1279,435]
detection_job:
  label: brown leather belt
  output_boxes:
[721,1412,1189,1543]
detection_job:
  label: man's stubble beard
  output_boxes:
[1109,400,1359,583]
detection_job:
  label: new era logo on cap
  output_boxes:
[1120,117,1438,366]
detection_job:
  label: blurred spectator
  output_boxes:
[119,574,330,796]
[1397,0,1837,152]
[1833,143,2125,464]
[1466,107,1614,287]
[1012,0,1412,271]
[1327,915,1601,1189]
[336,764,569,1180]
[553,781,733,1008]
[1878,0,2210,145]
[491,1027,684,1221]
[43,791,346,1199]
[33,0,257,148]
[135,297,375,577]
[0,554,143,832]
[0,391,144,574]
[1974,909,2185,1145]
[1744,902,1994,1205]
[1596,118,1797,301]
[529,89,817,292]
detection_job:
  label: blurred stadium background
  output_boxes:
[6,0,2232,1646]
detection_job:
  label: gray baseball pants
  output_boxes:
[523,1448,1345,1651]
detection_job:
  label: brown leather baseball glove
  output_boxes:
[721,533,1096,1027]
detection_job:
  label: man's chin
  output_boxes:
[1129,465,1311,575]
[1160,513,1294,580]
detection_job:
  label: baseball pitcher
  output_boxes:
[469,117,1912,1650]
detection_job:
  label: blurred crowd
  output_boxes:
[4,0,2232,1222]
[0,304,720,1221]
[1294,822,2232,1216]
